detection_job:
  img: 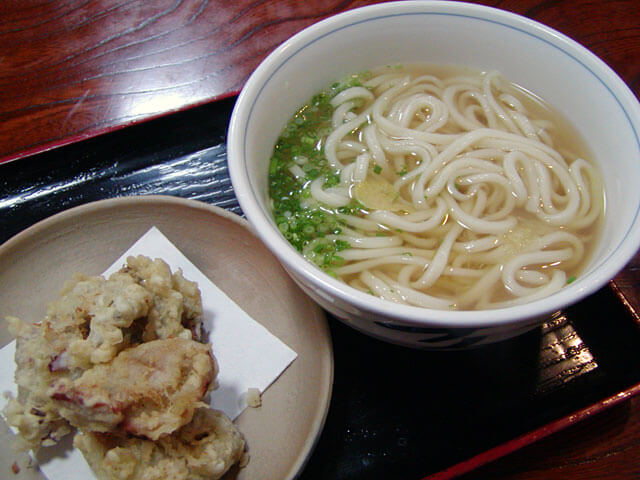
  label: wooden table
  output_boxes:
[1,1,639,478]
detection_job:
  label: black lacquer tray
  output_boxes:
[2,97,640,480]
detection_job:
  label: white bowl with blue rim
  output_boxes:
[228,1,640,349]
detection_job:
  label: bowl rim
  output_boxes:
[228,0,640,328]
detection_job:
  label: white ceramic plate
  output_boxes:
[0,195,333,480]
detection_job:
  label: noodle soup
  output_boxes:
[268,64,604,311]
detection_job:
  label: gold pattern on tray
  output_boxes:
[536,313,598,395]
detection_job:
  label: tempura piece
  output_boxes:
[74,408,245,480]
[4,255,207,448]
[119,256,204,343]
[4,255,246,479]
[3,316,72,449]
[52,270,153,368]
[50,338,215,440]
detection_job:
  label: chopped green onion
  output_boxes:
[268,72,371,255]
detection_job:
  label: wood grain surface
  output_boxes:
[0,0,382,162]
[2,0,636,164]
[2,1,640,479]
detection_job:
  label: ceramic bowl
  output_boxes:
[228,1,640,348]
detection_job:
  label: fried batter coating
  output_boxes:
[3,316,72,449]
[50,338,215,440]
[60,272,153,368]
[67,256,204,368]
[5,255,246,479]
[4,255,207,448]
[119,256,204,343]
[74,408,245,480]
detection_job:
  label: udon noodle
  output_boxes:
[268,64,604,310]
